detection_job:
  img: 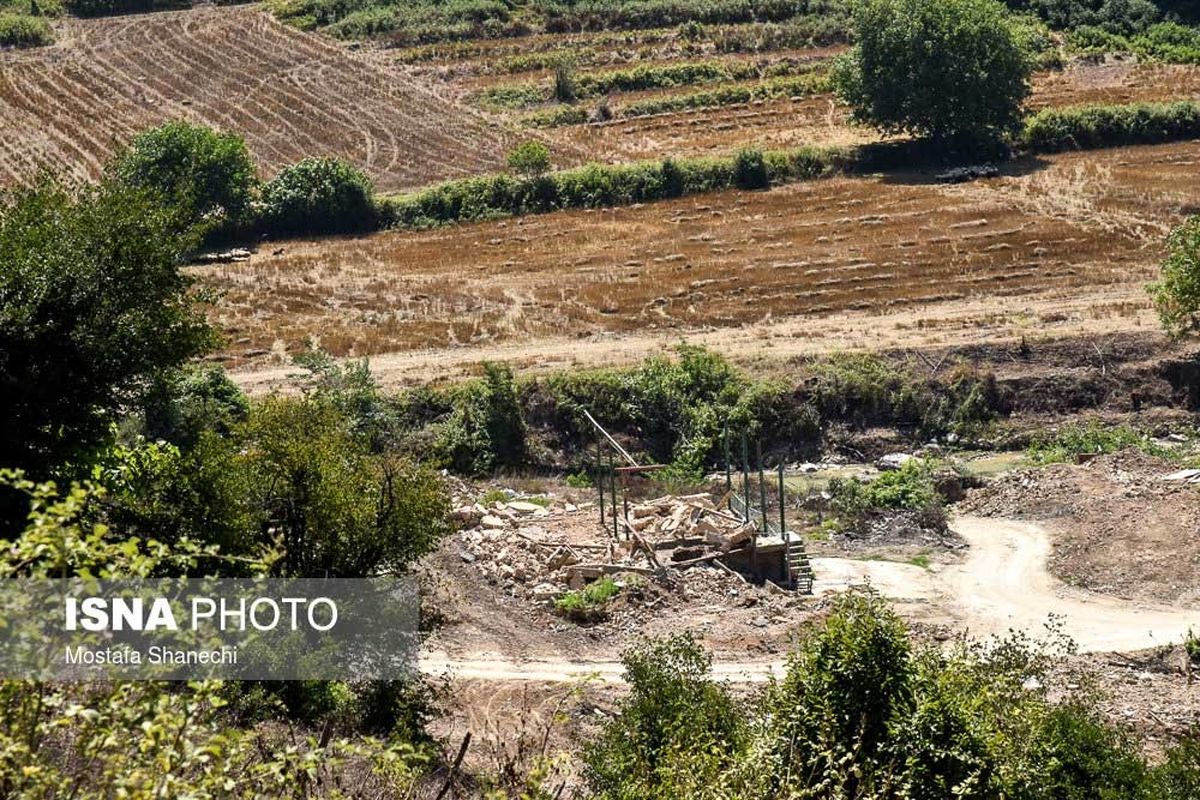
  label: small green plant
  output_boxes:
[1186,628,1200,665]
[506,140,552,177]
[1150,216,1200,338]
[555,575,620,622]
[1026,420,1167,465]
[565,470,593,488]
[479,488,510,506]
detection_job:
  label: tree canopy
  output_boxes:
[833,0,1035,146]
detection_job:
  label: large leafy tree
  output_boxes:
[833,0,1034,147]
[116,120,257,229]
[1149,216,1200,337]
[0,179,214,482]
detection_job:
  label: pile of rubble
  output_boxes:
[451,491,765,604]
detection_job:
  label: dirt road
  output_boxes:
[421,516,1199,683]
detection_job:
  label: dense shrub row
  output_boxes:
[382,146,838,227]
[1004,0,1163,34]
[369,346,1006,479]
[522,71,828,126]
[1022,99,1200,150]
[273,0,852,43]
[0,11,53,46]
[1070,19,1200,60]
[476,56,818,109]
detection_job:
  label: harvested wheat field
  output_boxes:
[206,140,1196,383]
[537,60,1200,163]
[0,5,519,191]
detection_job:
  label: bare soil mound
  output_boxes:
[958,450,1200,606]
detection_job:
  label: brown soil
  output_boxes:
[958,450,1200,607]
[208,140,1195,379]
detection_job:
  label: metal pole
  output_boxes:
[757,440,768,532]
[596,432,605,527]
[609,452,618,541]
[741,433,750,524]
[724,427,732,495]
[779,460,789,587]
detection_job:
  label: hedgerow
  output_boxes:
[0,12,52,47]
[476,57,819,109]
[521,71,829,127]
[1021,99,1200,151]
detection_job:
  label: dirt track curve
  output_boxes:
[421,516,1200,683]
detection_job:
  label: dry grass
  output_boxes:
[0,5,520,191]
[199,141,1196,371]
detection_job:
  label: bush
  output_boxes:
[1150,217,1200,337]
[116,121,257,229]
[554,575,620,621]
[247,396,452,576]
[0,178,213,492]
[583,632,744,799]
[833,0,1034,147]
[0,12,52,47]
[258,157,378,236]
[1027,419,1167,463]
[506,140,552,176]
[733,147,769,189]
[436,362,527,475]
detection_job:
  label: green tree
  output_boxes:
[259,157,377,236]
[116,121,257,228]
[583,633,744,799]
[506,140,553,177]
[437,362,527,475]
[1149,216,1200,337]
[0,179,213,488]
[833,0,1034,147]
[248,397,451,577]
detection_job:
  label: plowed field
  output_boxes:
[0,5,518,191]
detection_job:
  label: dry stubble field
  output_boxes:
[206,140,1196,386]
[0,5,520,191]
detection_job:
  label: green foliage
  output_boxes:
[582,592,1196,798]
[834,0,1033,146]
[64,0,187,15]
[507,139,553,177]
[553,58,578,102]
[259,157,378,237]
[1155,730,1200,799]
[565,470,593,488]
[733,147,769,189]
[1150,216,1200,337]
[437,362,528,475]
[1023,100,1200,151]
[481,57,818,109]
[384,146,841,228]
[247,396,452,576]
[0,12,52,46]
[554,575,621,621]
[1027,419,1168,464]
[768,592,914,789]
[803,353,1004,436]
[115,121,257,229]
[141,365,250,449]
[1007,0,1162,33]
[0,178,213,488]
[828,458,940,519]
[583,632,745,799]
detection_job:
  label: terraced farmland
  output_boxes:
[0,5,518,191]
[203,141,1193,378]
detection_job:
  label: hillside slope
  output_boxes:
[0,5,518,191]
